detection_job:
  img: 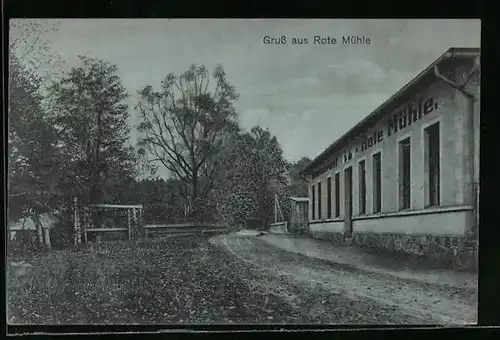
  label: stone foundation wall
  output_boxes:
[309,230,345,245]
[352,233,478,271]
[308,226,478,271]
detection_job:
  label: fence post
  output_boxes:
[73,197,80,246]
[77,211,82,245]
[132,208,137,240]
[139,208,144,239]
[83,206,88,243]
[127,209,132,240]
[140,208,143,231]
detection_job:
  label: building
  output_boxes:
[8,213,57,249]
[300,48,480,267]
[288,197,309,234]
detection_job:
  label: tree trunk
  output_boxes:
[33,214,44,247]
[43,227,51,250]
[74,197,80,246]
[190,172,199,220]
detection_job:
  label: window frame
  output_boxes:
[423,119,442,208]
[327,176,332,219]
[317,180,322,220]
[372,151,383,214]
[311,183,316,220]
[334,172,341,218]
[358,158,367,215]
[397,134,412,211]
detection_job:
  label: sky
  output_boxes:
[10,19,480,177]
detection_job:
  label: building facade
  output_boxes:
[301,48,480,268]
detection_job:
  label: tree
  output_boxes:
[8,20,64,250]
[251,127,289,227]
[215,132,259,227]
[288,157,312,197]
[40,56,139,245]
[46,56,138,206]
[8,55,61,249]
[113,177,187,224]
[9,19,64,90]
[137,64,239,219]
[216,127,289,229]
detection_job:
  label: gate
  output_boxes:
[73,197,144,244]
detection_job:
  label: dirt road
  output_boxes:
[210,233,477,325]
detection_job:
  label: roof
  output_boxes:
[289,197,309,202]
[301,47,480,177]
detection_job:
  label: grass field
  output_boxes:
[8,233,476,326]
[7,235,302,325]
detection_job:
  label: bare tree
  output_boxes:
[9,19,64,89]
[137,64,239,218]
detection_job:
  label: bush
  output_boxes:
[8,230,48,260]
[50,213,74,250]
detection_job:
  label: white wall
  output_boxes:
[353,207,472,236]
[309,220,344,234]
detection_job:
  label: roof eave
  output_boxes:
[300,47,479,177]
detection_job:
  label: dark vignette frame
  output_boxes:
[2,0,498,338]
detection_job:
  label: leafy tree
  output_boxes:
[8,20,64,217]
[8,20,65,250]
[215,133,259,227]
[288,157,312,197]
[216,127,289,229]
[8,54,61,248]
[46,56,138,206]
[136,64,240,219]
[40,56,139,245]
[113,177,186,224]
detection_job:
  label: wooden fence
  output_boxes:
[143,223,229,239]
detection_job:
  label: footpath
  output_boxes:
[248,232,477,290]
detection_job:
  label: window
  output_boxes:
[312,184,316,220]
[334,173,340,217]
[399,137,411,210]
[358,160,366,215]
[372,152,382,213]
[425,122,440,207]
[327,177,332,218]
[317,181,322,219]
[345,167,353,218]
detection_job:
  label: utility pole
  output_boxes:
[274,194,278,224]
